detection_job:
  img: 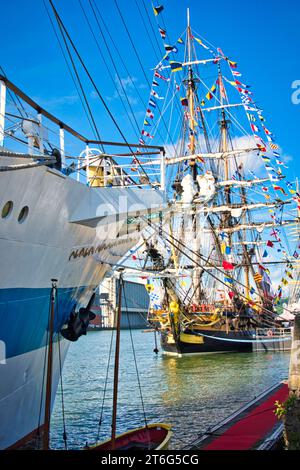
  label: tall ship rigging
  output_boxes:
[1,0,298,449]
[128,7,300,355]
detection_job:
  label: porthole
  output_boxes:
[1,201,13,219]
[18,206,29,223]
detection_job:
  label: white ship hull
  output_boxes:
[0,340,69,449]
[0,158,164,448]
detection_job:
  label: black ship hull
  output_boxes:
[161,328,254,355]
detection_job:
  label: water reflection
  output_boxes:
[51,330,289,449]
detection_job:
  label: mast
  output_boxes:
[111,272,123,450]
[187,8,197,180]
[218,63,234,305]
[240,182,251,299]
[218,64,251,300]
[218,64,230,204]
[186,8,201,303]
[43,279,57,450]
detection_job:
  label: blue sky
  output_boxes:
[1,0,299,181]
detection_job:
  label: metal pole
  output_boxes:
[85,144,90,185]
[28,135,35,155]
[0,80,6,146]
[59,127,66,167]
[37,113,44,155]
[43,279,57,450]
[160,149,166,192]
[288,313,300,395]
[284,313,300,449]
[111,273,123,450]
[187,8,191,62]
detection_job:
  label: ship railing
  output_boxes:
[0,75,166,190]
[255,327,292,338]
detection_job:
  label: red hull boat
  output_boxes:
[88,423,172,451]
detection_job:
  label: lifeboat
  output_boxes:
[86,423,172,451]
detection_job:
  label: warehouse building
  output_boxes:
[89,277,150,329]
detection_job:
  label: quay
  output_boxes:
[187,381,288,450]
[187,312,300,451]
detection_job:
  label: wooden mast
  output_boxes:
[187,8,196,173]
[43,279,57,450]
[218,65,252,300]
[218,64,232,249]
[186,9,201,304]
[218,67,233,309]
[218,63,228,182]
[111,272,123,450]
[239,182,251,300]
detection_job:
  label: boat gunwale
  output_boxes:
[86,423,172,451]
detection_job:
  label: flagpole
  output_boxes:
[187,8,191,63]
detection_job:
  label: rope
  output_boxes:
[90,0,175,151]
[49,2,134,153]
[43,0,99,141]
[135,0,162,63]
[47,0,104,151]
[36,290,52,449]
[158,219,276,321]
[153,328,159,354]
[57,333,68,449]
[83,0,141,139]
[55,288,68,449]
[96,326,115,442]
[143,216,282,325]
[121,277,149,431]
[113,0,179,159]
[0,65,29,118]
[0,160,57,172]
[92,0,149,114]
[48,1,152,183]
[0,150,54,159]
[150,3,187,128]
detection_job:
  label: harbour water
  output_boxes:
[51,330,290,450]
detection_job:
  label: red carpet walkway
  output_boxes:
[203,383,288,450]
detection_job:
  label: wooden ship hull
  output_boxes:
[161,328,253,355]
[159,317,292,355]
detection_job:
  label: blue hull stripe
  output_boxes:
[0,287,85,358]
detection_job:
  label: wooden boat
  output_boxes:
[87,423,172,451]
[160,325,292,356]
